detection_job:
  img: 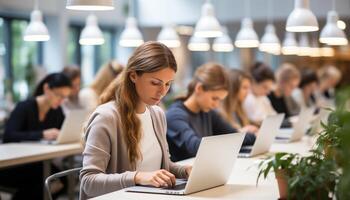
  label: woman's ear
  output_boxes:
[194,82,204,94]
[129,71,137,83]
[43,83,49,93]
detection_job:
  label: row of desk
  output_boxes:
[90,136,316,200]
[0,136,315,200]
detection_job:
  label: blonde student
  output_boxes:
[80,41,191,200]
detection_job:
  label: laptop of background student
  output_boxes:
[275,107,315,142]
[239,114,284,158]
[125,133,246,195]
[42,109,89,144]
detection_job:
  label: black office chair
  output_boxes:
[45,167,81,200]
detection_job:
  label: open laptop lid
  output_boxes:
[184,133,245,194]
[55,109,89,144]
[289,107,315,141]
[249,114,285,156]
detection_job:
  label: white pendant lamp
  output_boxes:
[119,17,144,47]
[188,35,210,51]
[213,27,234,52]
[298,33,312,56]
[66,0,114,11]
[286,0,318,32]
[235,18,259,48]
[23,0,50,42]
[194,0,222,38]
[337,20,346,30]
[79,14,105,45]
[259,24,281,55]
[157,24,181,48]
[319,11,348,46]
[282,32,299,55]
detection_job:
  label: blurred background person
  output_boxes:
[268,63,301,119]
[219,69,259,133]
[0,72,71,200]
[243,62,276,125]
[292,68,319,109]
[315,65,342,107]
[62,65,82,113]
[79,60,123,111]
[166,63,256,162]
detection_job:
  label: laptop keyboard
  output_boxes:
[163,183,187,190]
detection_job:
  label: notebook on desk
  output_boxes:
[125,133,246,195]
[239,114,284,158]
[42,109,89,145]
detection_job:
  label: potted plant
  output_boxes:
[257,150,339,200]
[257,152,298,199]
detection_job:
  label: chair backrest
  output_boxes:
[45,167,81,200]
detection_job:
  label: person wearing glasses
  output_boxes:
[0,72,71,200]
[80,42,191,200]
[3,72,72,143]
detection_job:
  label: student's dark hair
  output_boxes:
[62,65,81,81]
[299,68,318,88]
[250,62,275,83]
[33,73,72,96]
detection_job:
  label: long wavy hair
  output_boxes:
[179,62,229,101]
[99,41,177,168]
[219,69,251,129]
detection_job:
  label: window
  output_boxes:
[0,17,5,101]
[67,25,116,86]
[10,19,40,101]
[0,16,41,103]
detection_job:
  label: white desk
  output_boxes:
[90,136,315,200]
[0,143,83,168]
[0,142,83,200]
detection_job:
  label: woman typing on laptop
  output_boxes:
[3,72,72,143]
[166,63,256,162]
[0,72,71,200]
[80,41,191,200]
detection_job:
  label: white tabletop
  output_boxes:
[90,136,315,200]
[0,142,83,168]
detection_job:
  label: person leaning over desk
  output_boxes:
[166,63,256,162]
[79,41,192,200]
[3,72,72,143]
[0,72,71,200]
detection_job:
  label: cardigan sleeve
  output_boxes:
[80,112,137,198]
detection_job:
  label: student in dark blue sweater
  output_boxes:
[0,73,71,200]
[166,63,256,161]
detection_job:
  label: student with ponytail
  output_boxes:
[166,63,256,162]
[80,41,191,200]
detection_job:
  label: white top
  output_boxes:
[136,107,162,171]
[79,87,99,112]
[292,88,313,109]
[243,92,277,123]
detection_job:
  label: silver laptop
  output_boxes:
[43,109,89,144]
[239,114,284,158]
[275,107,315,142]
[125,133,246,195]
